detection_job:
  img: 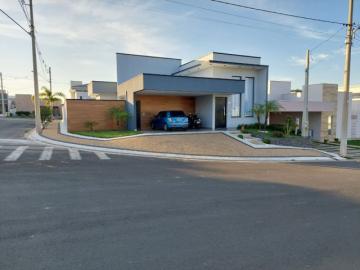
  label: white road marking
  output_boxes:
[39,147,53,161]
[68,149,81,160]
[94,151,110,160]
[4,146,29,161]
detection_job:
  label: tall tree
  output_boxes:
[264,100,282,127]
[39,86,65,107]
[252,104,265,129]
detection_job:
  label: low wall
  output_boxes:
[66,99,126,132]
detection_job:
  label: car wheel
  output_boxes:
[163,124,168,131]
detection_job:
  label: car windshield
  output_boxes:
[169,111,186,117]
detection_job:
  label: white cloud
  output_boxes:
[289,53,329,66]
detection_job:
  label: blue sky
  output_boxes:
[1,0,360,96]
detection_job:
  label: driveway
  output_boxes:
[42,122,327,158]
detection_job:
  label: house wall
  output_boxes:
[269,81,291,100]
[195,95,213,129]
[213,66,268,128]
[116,53,181,84]
[15,94,33,112]
[66,99,126,132]
[88,81,117,100]
[135,95,195,130]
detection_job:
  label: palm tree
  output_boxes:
[39,87,65,108]
[252,104,265,129]
[264,100,282,127]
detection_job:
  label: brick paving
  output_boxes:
[41,122,327,157]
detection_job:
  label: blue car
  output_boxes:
[151,111,189,131]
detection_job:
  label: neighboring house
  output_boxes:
[338,85,360,138]
[14,94,33,113]
[269,81,347,142]
[69,80,117,100]
[69,81,90,100]
[117,52,268,130]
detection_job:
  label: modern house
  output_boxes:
[117,52,268,130]
[268,81,352,141]
[338,85,360,138]
[69,80,117,100]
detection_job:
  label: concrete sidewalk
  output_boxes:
[39,122,331,159]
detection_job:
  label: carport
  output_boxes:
[118,73,245,130]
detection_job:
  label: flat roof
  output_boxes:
[116,52,181,61]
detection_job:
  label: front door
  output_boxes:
[215,97,227,129]
[136,100,141,130]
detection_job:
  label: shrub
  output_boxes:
[262,138,271,144]
[16,111,31,117]
[324,138,329,144]
[272,131,285,138]
[84,121,98,131]
[238,134,244,139]
[40,107,52,123]
[284,116,296,136]
[334,138,339,143]
[266,124,284,132]
[109,107,129,130]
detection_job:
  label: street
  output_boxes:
[1,119,360,270]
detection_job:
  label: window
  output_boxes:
[231,75,242,117]
[231,94,241,117]
[328,115,333,135]
[244,77,255,117]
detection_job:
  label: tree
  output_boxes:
[264,100,282,127]
[39,87,65,118]
[252,104,265,129]
[109,107,129,130]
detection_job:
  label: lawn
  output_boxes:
[72,130,141,138]
[348,140,360,147]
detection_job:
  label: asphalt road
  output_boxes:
[1,119,360,270]
[0,118,34,139]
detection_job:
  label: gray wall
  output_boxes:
[196,95,213,129]
[116,53,181,84]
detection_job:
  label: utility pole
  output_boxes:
[0,72,5,117]
[340,0,354,157]
[29,0,42,133]
[302,49,310,137]
[49,66,52,92]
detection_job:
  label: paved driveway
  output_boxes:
[42,122,327,158]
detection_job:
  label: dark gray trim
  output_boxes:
[212,51,261,59]
[209,60,269,68]
[172,63,202,75]
[91,80,117,83]
[142,73,245,82]
[116,52,181,61]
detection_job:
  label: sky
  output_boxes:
[1,0,360,97]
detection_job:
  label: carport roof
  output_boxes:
[119,73,245,96]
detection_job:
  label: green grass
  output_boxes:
[72,130,141,138]
[348,140,360,146]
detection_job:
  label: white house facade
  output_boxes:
[116,52,268,131]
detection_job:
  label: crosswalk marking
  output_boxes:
[94,151,111,160]
[4,146,29,161]
[68,149,81,160]
[39,147,53,161]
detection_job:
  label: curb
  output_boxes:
[27,129,340,163]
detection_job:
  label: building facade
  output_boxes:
[117,52,268,131]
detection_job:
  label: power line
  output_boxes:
[0,8,30,34]
[209,0,349,26]
[17,0,31,25]
[310,26,345,52]
[165,0,339,36]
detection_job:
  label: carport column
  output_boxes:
[127,92,136,131]
[211,94,216,130]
